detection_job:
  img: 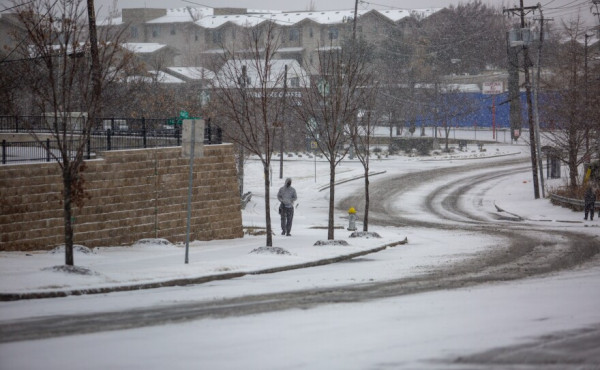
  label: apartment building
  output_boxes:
[106,6,438,74]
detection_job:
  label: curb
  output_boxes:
[419,151,521,162]
[318,171,387,192]
[0,239,408,302]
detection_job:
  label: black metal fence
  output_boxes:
[0,115,222,165]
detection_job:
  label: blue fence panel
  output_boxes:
[411,91,535,129]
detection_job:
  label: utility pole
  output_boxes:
[584,32,592,154]
[532,6,548,198]
[504,0,541,199]
[353,0,359,41]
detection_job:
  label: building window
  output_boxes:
[212,30,222,44]
[195,30,199,41]
[152,26,160,38]
[289,77,299,87]
[329,27,338,40]
[232,28,236,40]
[309,28,313,38]
[289,28,299,42]
[170,24,176,35]
[130,26,138,38]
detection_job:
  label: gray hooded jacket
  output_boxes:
[277,178,297,208]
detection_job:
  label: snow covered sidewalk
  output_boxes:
[0,232,405,301]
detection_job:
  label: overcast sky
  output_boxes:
[1,0,598,27]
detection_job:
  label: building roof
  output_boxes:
[122,42,167,53]
[278,47,304,53]
[195,8,439,29]
[100,16,122,26]
[166,66,215,80]
[197,10,358,28]
[214,58,309,88]
[376,8,438,22]
[147,7,213,23]
[103,7,439,29]
[149,70,185,83]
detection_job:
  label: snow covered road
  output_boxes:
[1,146,599,369]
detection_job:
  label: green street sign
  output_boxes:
[317,79,330,97]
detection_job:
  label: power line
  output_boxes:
[0,0,60,64]
[1,1,33,13]
[543,0,594,18]
[181,0,214,9]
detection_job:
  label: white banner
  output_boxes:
[482,81,503,94]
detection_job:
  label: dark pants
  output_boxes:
[280,206,294,235]
[584,202,595,220]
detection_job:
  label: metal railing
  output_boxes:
[0,115,222,165]
[549,193,600,211]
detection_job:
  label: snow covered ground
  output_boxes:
[1,138,599,369]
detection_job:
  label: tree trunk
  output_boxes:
[444,126,450,151]
[63,167,74,266]
[524,49,540,199]
[264,164,272,247]
[568,128,579,187]
[328,160,335,240]
[363,169,369,232]
[237,145,244,196]
[388,112,393,149]
[86,0,101,102]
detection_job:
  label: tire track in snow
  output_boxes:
[2,156,598,343]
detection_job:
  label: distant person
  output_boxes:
[277,178,297,236]
[584,185,596,221]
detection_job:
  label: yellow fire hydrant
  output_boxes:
[347,207,357,231]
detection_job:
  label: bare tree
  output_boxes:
[541,18,596,188]
[350,78,379,232]
[292,38,374,240]
[10,0,131,265]
[423,1,507,75]
[375,17,448,149]
[210,21,292,247]
[435,84,479,151]
[116,77,199,118]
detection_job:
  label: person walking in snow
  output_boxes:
[584,185,596,221]
[277,178,297,236]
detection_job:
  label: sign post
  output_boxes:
[483,81,503,141]
[182,118,204,264]
[184,119,195,264]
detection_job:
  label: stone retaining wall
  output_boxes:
[0,145,243,251]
